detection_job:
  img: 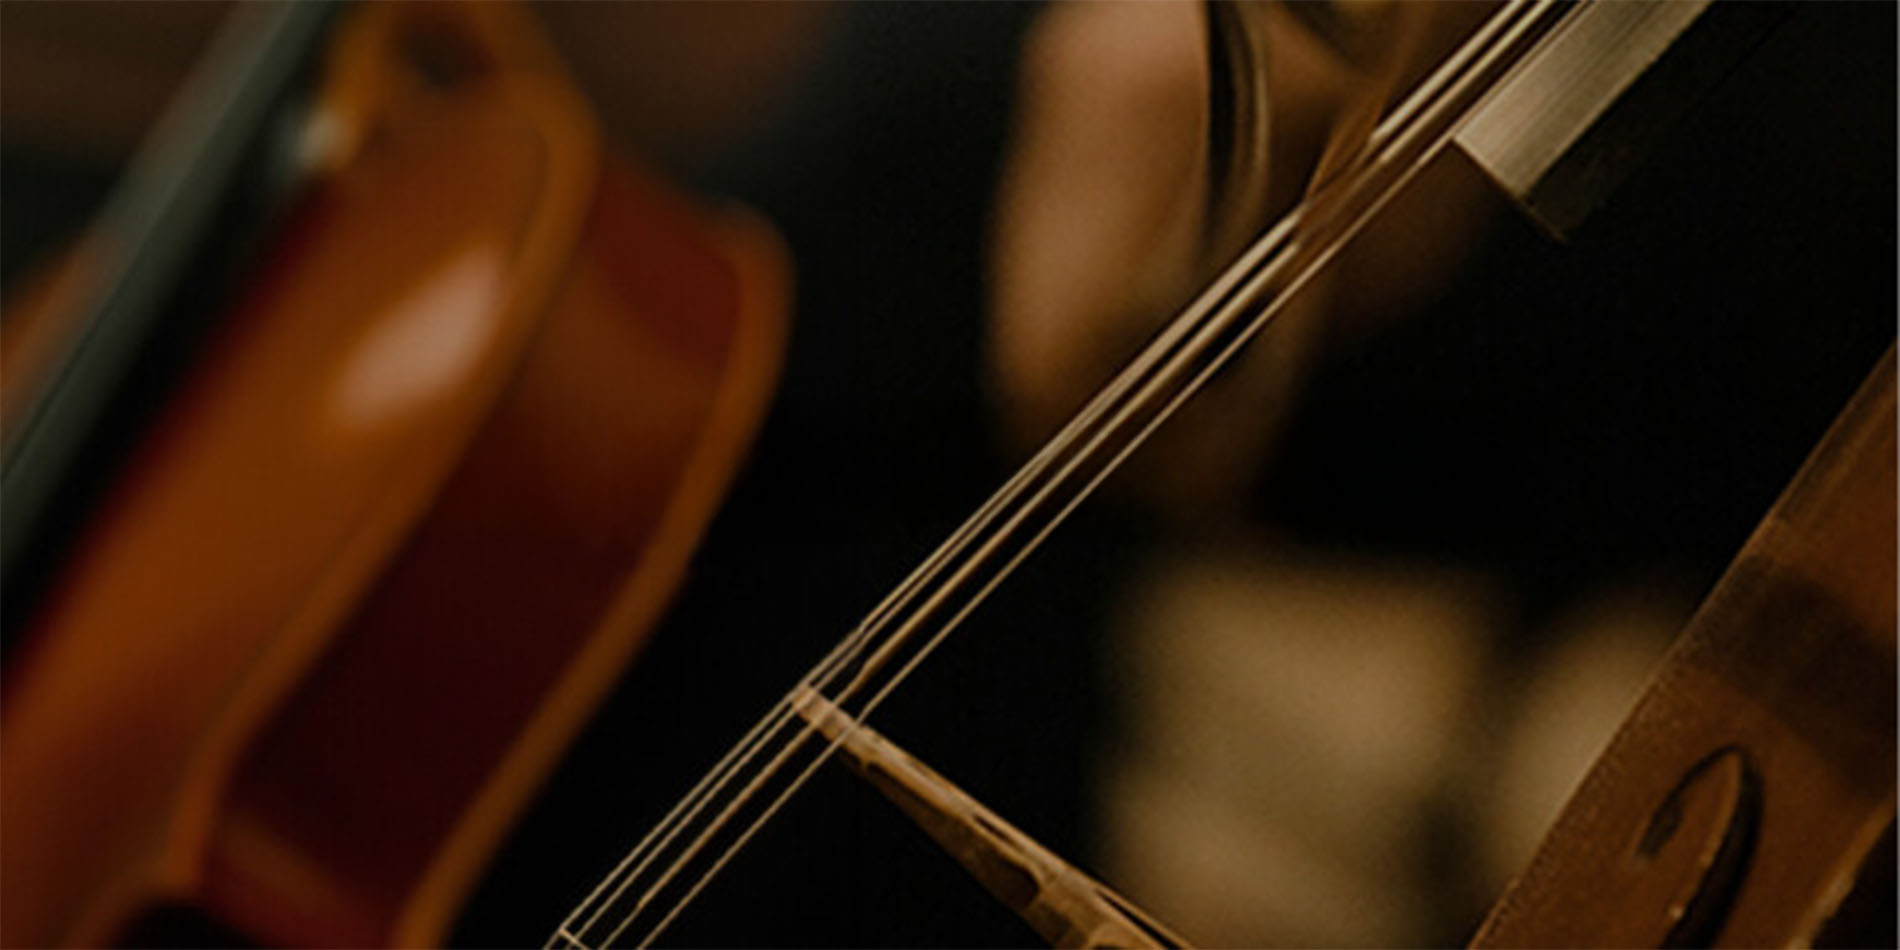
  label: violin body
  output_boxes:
[1473,349,1896,947]
[0,4,787,946]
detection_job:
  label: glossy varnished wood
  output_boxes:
[0,5,788,946]
[1472,347,1896,947]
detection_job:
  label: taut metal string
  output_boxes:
[551,2,1564,945]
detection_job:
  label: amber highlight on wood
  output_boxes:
[1472,346,1897,948]
[0,3,789,946]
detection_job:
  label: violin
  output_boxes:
[3,3,786,945]
[2,1,1891,947]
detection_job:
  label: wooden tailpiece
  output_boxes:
[790,688,1192,950]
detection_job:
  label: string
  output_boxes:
[579,204,1313,947]
[554,1,1565,945]
[562,2,1554,943]
[550,149,1279,947]
[579,2,1554,943]
[557,337,1171,945]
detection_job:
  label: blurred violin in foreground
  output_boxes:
[2,2,786,945]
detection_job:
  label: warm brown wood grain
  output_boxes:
[1471,346,1896,948]
[0,6,789,946]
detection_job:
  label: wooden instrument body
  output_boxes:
[0,4,788,946]
[1472,349,1896,948]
